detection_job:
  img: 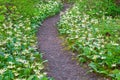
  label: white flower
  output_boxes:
[14,28,17,32]
[17,68,21,71]
[101,45,104,48]
[8,61,14,65]
[13,52,17,55]
[81,24,86,28]
[111,41,119,46]
[92,55,99,60]
[14,42,21,47]
[75,35,79,38]
[3,24,8,29]
[112,64,116,67]
[101,56,106,59]
[7,65,15,69]
[27,27,31,30]
[16,58,27,63]
[91,19,98,24]
[99,51,104,55]
[97,34,103,38]
[0,69,6,74]
[5,54,10,58]
[7,31,12,35]
[88,34,92,37]
[14,72,19,76]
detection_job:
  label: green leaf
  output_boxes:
[32,75,39,80]
[0,15,5,22]
[78,57,86,63]
[111,69,120,79]
[0,75,3,80]
[27,75,35,80]
[23,68,32,76]
[89,62,98,72]
[0,52,4,57]
[3,70,14,79]
[40,76,48,80]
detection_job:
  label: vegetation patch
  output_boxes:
[0,0,62,80]
[58,0,120,79]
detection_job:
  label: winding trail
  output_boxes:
[37,4,107,80]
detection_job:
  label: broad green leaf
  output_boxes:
[0,15,5,22]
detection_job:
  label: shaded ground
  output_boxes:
[37,4,108,80]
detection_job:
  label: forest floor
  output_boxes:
[37,4,108,80]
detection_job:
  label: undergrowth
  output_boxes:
[0,0,62,80]
[58,0,120,79]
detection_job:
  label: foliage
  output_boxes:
[58,0,120,79]
[0,0,62,80]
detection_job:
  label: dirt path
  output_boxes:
[37,4,107,80]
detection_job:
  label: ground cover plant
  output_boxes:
[0,0,62,80]
[58,0,120,79]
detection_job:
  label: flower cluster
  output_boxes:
[0,0,61,80]
[58,0,120,79]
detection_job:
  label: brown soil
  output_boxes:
[116,0,120,5]
[37,4,109,80]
